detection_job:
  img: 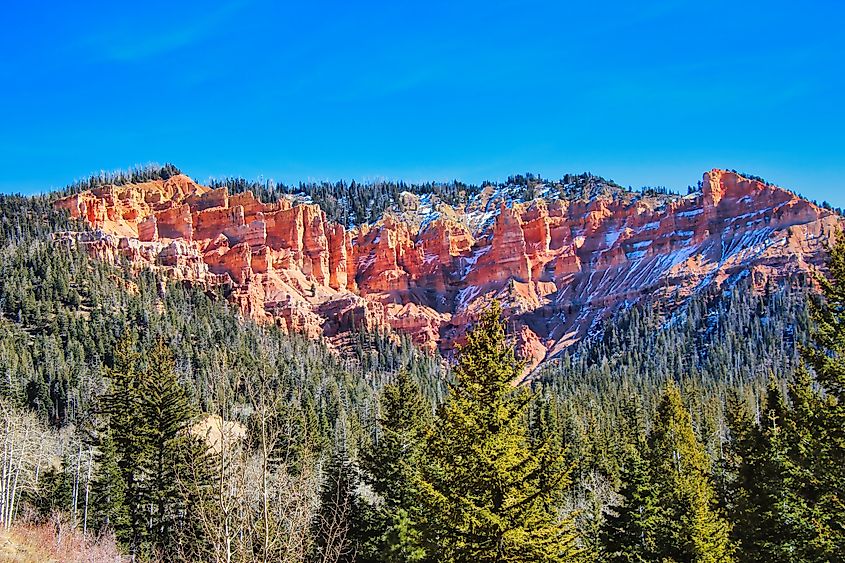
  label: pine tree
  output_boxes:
[730,379,827,562]
[359,370,430,563]
[797,232,845,557]
[717,234,845,561]
[97,331,149,551]
[648,383,735,563]
[139,339,206,554]
[779,368,839,561]
[96,335,208,558]
[90,429,129,542]
[601,401,660,563]
[416,301,583,562]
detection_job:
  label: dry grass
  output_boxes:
[0,513,122,563]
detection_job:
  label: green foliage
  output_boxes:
[90,429,129,540]
[600,401,659,563]
[211,171,624,227]
[93,335,209,559]
[98,332,147,548]
[603,384,735,563]
[720,232,845,561]
[721,233,845,561]
[649,383,735,562]
[358,370,431,562]
[139,340,208,552]
[417,301,583,562]
[60,163,182,196]
[723,381,820,561]
[2,171,843,563]
[803,233,845,503]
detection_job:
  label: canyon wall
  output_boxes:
[54,170,842,374]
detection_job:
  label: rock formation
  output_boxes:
[54,170,843,375]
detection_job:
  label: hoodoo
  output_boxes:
[54,169,842,373]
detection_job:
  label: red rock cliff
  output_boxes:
[54,170,842,375]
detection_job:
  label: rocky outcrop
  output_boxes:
[54,170,842,376]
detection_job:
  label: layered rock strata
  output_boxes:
[54,170,842,373]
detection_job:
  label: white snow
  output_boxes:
[627,250,647,260]
[605,229,621,248]
[357,252,376,271]
[456,285,481,309]
[678,208,704,218]
[461,247,490,278]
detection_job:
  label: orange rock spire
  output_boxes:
[54,170,842,376]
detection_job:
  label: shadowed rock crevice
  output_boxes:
[53,169,842,374]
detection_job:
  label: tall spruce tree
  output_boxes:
[416,301,583,562]
[600,401,660,563]
[97,332,149,552]
[717,233,845,561]
[95,335,208,559]
[90,429,129,542]
[359,370,430,563]
[648,382,735,563]
[140,339,206,555]
[725,381,820,562]
[797,232,845,557]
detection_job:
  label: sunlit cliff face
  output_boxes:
[54,170,842,376]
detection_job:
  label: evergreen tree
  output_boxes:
[90,429,129,541]
[417,301,583,562]
[601,401,659,563]
[716,236,845,561]
[359,370,430,562]
[797,232,845,557]
[97,331,149,552]
[648,383,734,563]
[725,381,820,562]
[139,339,207,555]
[96,335,208,559]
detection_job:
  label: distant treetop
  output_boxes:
[60,163,183,196]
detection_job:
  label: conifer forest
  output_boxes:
[0,165,842,563]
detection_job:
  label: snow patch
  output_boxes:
[627,250,647,260]
[678,208,704,218]
[605,229,621,248]
[456,285,481,309]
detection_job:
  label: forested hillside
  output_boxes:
[0,168,842,561]
[209,170,625,228]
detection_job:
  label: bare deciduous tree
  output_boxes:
[0,400,54,530]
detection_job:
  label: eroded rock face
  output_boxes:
[54,170,842,375]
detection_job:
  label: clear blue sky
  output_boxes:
[2,1,843,204]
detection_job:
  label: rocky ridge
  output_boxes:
[54,170,842,374]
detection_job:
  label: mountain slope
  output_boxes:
[53,169,842,373]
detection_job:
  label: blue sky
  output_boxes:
[2,1,843,204]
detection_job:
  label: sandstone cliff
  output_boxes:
[54,170,842,374]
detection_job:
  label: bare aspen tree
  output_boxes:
[82,446,93,535]
[185,344,330,563]
[246,350,286,563]
[0,401,53,530]
[72,442,82,525]
[186,361,250,563]
[314,465,355,563]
